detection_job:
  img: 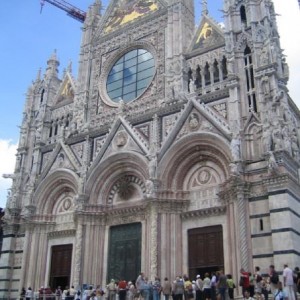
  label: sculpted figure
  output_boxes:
[272,126,282,151]
[267,151,278,175]
[231,135,241,161]
[145,179,154,198]
[262,127,272,153]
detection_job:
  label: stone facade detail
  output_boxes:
[1,0,300,298]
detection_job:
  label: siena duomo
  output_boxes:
[1,0,299,299]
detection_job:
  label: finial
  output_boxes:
[67,60,72,73]
[36,68,42,81]
[201,0,208,15]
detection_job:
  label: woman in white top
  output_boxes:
[202,273,211,300]
[25,287,33,300]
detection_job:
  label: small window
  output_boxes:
[259,219,264,231]
[240,5,247,25]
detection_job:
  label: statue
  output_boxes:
[262,127,272,153]
[272,126,282,151]
[149,155,157,179]
[231,135,241,161]
[267,151,278,175]
[261,75,270,96]
[145,179,154,198]
[229,162,239,176]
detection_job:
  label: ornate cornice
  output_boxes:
[181,205,226,219]
[48,229,76,239]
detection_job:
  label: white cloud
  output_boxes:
[0,139,17,208]
[273,0,300,108]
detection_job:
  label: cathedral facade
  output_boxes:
[1,0,300,298]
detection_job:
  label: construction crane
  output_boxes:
[40,0,86,23]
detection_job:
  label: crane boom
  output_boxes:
[41,0,86,22]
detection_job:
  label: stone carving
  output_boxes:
[213,103,227,119]
[198,170,211,184]
[272,126,282,151]
[260,46,269,65]
[231,134,241,161]
[229,162,239,176]
[145,179,155,198]
[261,75,270,96]
[291,129,300,159]
[188,113,200,131]
[267,151,278,175]
[114,131,128,147]
[262,127,272,153]
[149,154,157,180]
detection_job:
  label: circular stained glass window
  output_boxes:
[106,49,155,103]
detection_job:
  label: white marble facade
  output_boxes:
[1,0,300,298]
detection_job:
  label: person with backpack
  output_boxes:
[254,266,263,300]
[269,265,279,294]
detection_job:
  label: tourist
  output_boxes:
[184,277,194,299]
[283,264,295,300]
[240,268,250,296]
[261,277,270,300]
[62,286,70,300]
[226,274,235,300]
[127,281,136,300]
[153,277,162,300]
[269,265,279,294]
[294,267,300,299]
[249,273,255,297]
[25,287,33,300]
[216,270,227,300]
[243,290,254,300]
[203,273,211,300]
[162,277,172,300]
[273,282,287,300]
[195,275,203,300]
[118,278,127,300]
[254,266,263,300]
[107,280,117,300]
[210,273,217,300]
[56,286,62,300]
[20,287,26,300]
[69,286,76,299]
[173,277,184,300]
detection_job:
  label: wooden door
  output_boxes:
[49,244,73,290]
[188,225,224,279]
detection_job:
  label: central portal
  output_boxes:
[188,225,224,279]
[107,222,141,282]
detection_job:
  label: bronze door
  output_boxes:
[49,244,73,290]
[188,225,224,279]
[107,223,141,282]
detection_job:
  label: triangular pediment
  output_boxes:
[159,98,231,161]
[100,0,166,35]
[54,72,75,105]
[39,141,82,182]
[190,15,225,53]
[88,116,150,177]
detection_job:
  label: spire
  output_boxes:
[36,68,42,82]
[45,49,59,79]
[201,0,208,16]
[67,60,73,73]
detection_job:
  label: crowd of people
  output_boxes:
[19,264,300,300]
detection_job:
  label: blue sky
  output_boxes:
[0,0,299,208]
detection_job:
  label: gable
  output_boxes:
[191,15,225,52]
[103,0,162,34]
[159,98,231,161]
[54,73,75,105]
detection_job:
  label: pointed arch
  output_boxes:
[33,169,79,215]
[86,152,149,205]
[158,132,231,190]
